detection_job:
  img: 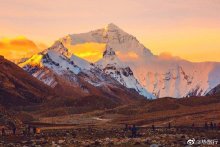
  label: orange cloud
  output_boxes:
[158,52,173,59]
[36,43,48,50]
[65,42,106,62]
[158,52,181,60]
[0,36,46,62]
[0,42,5,48]
[63,43,140,62]
[10,39,37,48]
[116,51,139,61]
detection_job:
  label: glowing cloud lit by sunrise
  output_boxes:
[0,36,46,62]
[66,42,106,62]
[116,51,139,61]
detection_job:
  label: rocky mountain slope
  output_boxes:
[0,55,54,107]
[206,84,220,96]
[60,23,220,98]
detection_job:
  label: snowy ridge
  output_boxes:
[135,59,220,98]
[70,54,93,70]
[21,42,100,88]
[96,46,154,98]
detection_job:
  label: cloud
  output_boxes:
[68,42,106,62]
[116,51,139,61]
[158,52,181,60]
[0,42,5,48]
[0,36,46,62]
[36,43,48,50]
[9,38,37,48]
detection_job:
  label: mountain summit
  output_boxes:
[104,23,122,31]
[60,23,154,57]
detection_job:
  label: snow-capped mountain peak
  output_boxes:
[60,23,153,58]
[20,23,220,99]
[104,23,122,32]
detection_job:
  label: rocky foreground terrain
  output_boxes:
[1,95,220,147]
[1,125,219,147]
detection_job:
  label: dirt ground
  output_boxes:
[2,97,220,146]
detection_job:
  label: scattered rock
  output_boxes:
[58,140,65,144]
[150,144,159,147]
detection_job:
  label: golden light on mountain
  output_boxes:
[18,54,43,67]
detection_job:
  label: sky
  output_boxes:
[0,0,220,62]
